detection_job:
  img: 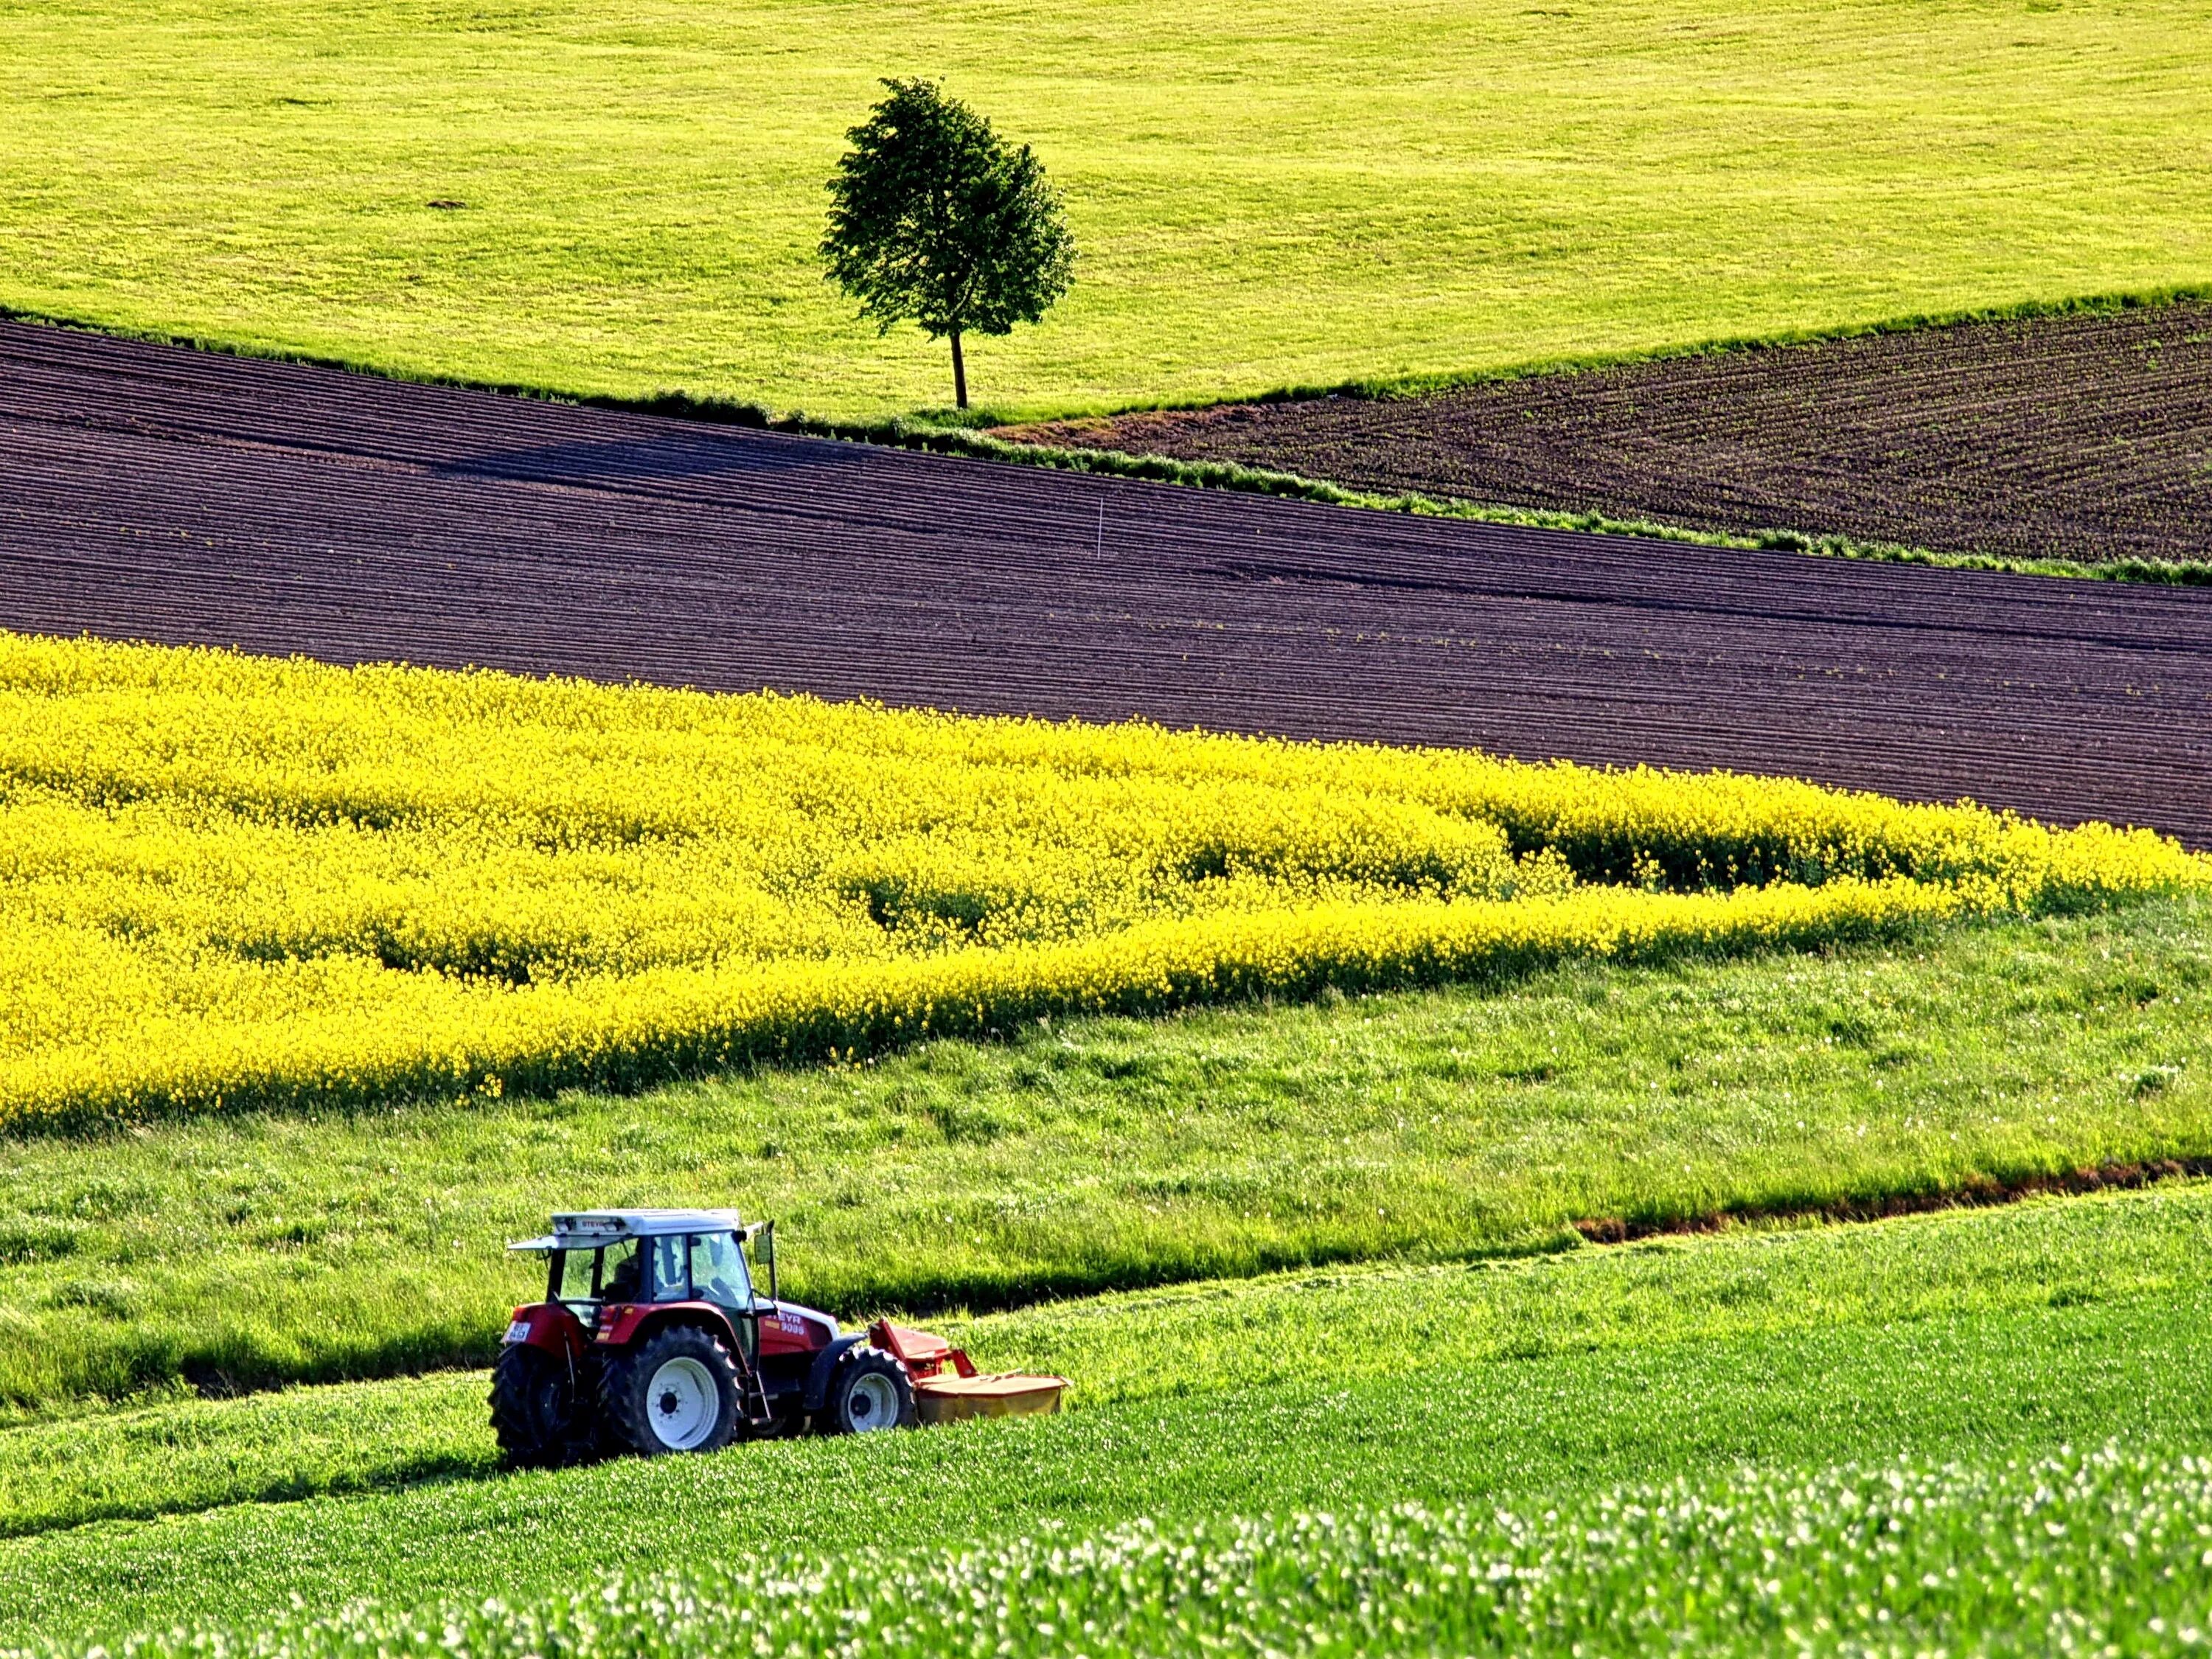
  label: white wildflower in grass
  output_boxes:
[31,1444,2212,1659]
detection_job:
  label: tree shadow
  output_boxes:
[439,426,863,493]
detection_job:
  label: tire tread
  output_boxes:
[599,1324,742,1457]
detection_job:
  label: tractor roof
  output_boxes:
[507,1208,746,1253]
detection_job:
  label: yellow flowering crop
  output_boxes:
[0,631,2199,1130]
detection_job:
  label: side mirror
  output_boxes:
[763,1218,778,1304]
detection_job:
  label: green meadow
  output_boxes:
[1,898,2205,1419]
[49,1444,2210,1659]
[2,0,2208,418]
[1,880,2202,1653]
[4,1178,2210,1644]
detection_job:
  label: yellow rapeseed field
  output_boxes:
[0,632,2200,1130]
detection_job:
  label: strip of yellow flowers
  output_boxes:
[0,632,2200,1130]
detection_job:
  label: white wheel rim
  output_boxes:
[848,1371,899,1431]
[646,1357,719,1450]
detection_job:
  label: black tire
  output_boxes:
[598,1325,742,1456]
[822,1347,917,1435]
[488,1343,594,1468]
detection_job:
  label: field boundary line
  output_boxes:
[998,282,2212,413]
[13,282,2207,421]
[801,418,2212,588]
[8,1159,2209,1447]
[7,289,2211,586]
[1573,1155,2212,1245]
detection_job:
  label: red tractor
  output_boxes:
[491,1209,1065,1464]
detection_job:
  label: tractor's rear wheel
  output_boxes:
[823,1348,917,1434]
[489,1344,594,1468]
[599,1326,742,1456]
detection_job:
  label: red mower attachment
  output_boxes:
[869,1319,1070,1425]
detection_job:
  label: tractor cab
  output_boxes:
[524,1210,777,1359]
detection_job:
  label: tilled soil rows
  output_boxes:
[1006,304,2212,568]
[3,321,2209,846]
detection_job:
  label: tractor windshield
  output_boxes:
[543,1230,762,1311]
[687,1231,753,1310]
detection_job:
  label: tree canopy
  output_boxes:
[821,79,1076,410]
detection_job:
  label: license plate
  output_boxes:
[504,1319,530,1344]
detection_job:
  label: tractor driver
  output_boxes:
[599,1239,644,1305]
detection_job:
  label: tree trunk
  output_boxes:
[950,330,967,410]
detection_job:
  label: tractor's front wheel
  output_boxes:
[822,1348,917,1434]
[599,1326,742,1456]
[489,1343,594,1468]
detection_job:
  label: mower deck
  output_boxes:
[914,1371,1069,1425]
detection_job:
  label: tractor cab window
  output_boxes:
[599,1238,644,1304]
[647,1234,689,1302]
[686,1231,752,1310]
[554,1248,597,1304]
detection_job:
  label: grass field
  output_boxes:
[64,1446,2211,1659]
[1,893,2204,1416]
[4,1180,2210,1644]
[3,1,2208,418]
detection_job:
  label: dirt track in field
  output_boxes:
[1004,304,2212,568]
[2,319,2209,847]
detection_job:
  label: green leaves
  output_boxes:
[821,79,1075,404]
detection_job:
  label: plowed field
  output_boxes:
[4,321,2210,846]
[1006,304,2212,568]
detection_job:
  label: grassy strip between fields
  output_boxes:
[2,1180,2210,1644]
[0,1179,2206,1543]
[846,415,2212,588]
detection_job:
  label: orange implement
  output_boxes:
[869,1318,1068,1425]
[913,1371,1070,1425]
[870,1320,977,1377]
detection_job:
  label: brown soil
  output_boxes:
[1004,304,2212,567]
[3,320,2210,847]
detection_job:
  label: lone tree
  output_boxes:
[821,79,1075,411]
